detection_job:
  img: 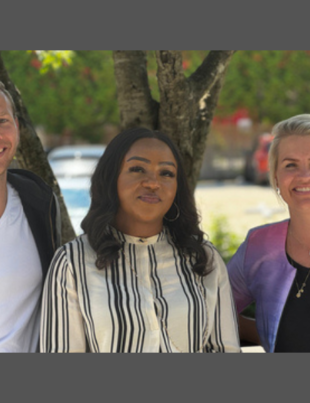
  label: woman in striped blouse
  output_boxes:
[40,128,240,353]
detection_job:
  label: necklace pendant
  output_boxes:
[297,292,301,298]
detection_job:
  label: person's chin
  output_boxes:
[289,198,310,213]
[136,211,164,224]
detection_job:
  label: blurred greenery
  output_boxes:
[148,50,310,125]
[27,50,75,74]
[209,214,255,318]
[209,214,242,264]
[217,50,310,124]
[2,50,118,143]
[3,50,310,145]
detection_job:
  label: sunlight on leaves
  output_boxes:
[27,50,75,74]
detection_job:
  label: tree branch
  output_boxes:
[155,50,236,191]
[114,50,236,193]
[113,50,159,130]
[187,54,236,188]
[0,51,76,243]
[189,50,236,102]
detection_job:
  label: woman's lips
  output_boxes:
[139,195,161,204]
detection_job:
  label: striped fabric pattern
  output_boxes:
[40,227,240,353]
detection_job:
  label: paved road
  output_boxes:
[241,345,265,353]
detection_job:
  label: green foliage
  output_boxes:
[145,50,310,126]
[27,50,75,74]
[2,50,119,142]
[4,50,310,144]
[208,214,242,264]
[217,50,310,124]
[2,50,210,142]
[208,214,256,318]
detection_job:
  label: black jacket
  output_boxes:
[7,169,61,279]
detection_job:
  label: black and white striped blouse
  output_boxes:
[40,227,240,353]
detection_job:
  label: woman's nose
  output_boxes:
[298,166,310,178]
[142,174,160,189]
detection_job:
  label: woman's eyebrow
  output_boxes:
[159,161,176,167]
[127,156,150,163]
[281,157,299,162]
[126,156,176,167]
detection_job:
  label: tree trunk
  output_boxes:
[113,51,159,130]
[0,52,75,244]
[113,50,236,192]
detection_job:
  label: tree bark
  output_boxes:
[113,51,159,130]
[113,50,236,192]
[156,51,236,191]
[0,52,75,243]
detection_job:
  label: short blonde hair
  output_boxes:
[269,114,310,191]
[0,81,17,118]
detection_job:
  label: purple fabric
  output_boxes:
[227,220,296,352]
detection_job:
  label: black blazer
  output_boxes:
[7,169,61,279]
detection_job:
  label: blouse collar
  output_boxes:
[109,225,168,245]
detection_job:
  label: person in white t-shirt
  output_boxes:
[0,81,61,352]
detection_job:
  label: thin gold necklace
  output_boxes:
[121,246,209,353]
[296,274,310,298]
[288,255,310,298]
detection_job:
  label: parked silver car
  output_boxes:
[48,145,106,234]
[57,176,91,235]
[48,144,106,178]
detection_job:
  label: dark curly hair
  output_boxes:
[81,127,212,276]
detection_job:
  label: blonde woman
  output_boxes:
[228,114,310,352]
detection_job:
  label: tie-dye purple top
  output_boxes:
[227,219,296,352]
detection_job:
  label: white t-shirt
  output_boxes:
[0,183,42,352]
